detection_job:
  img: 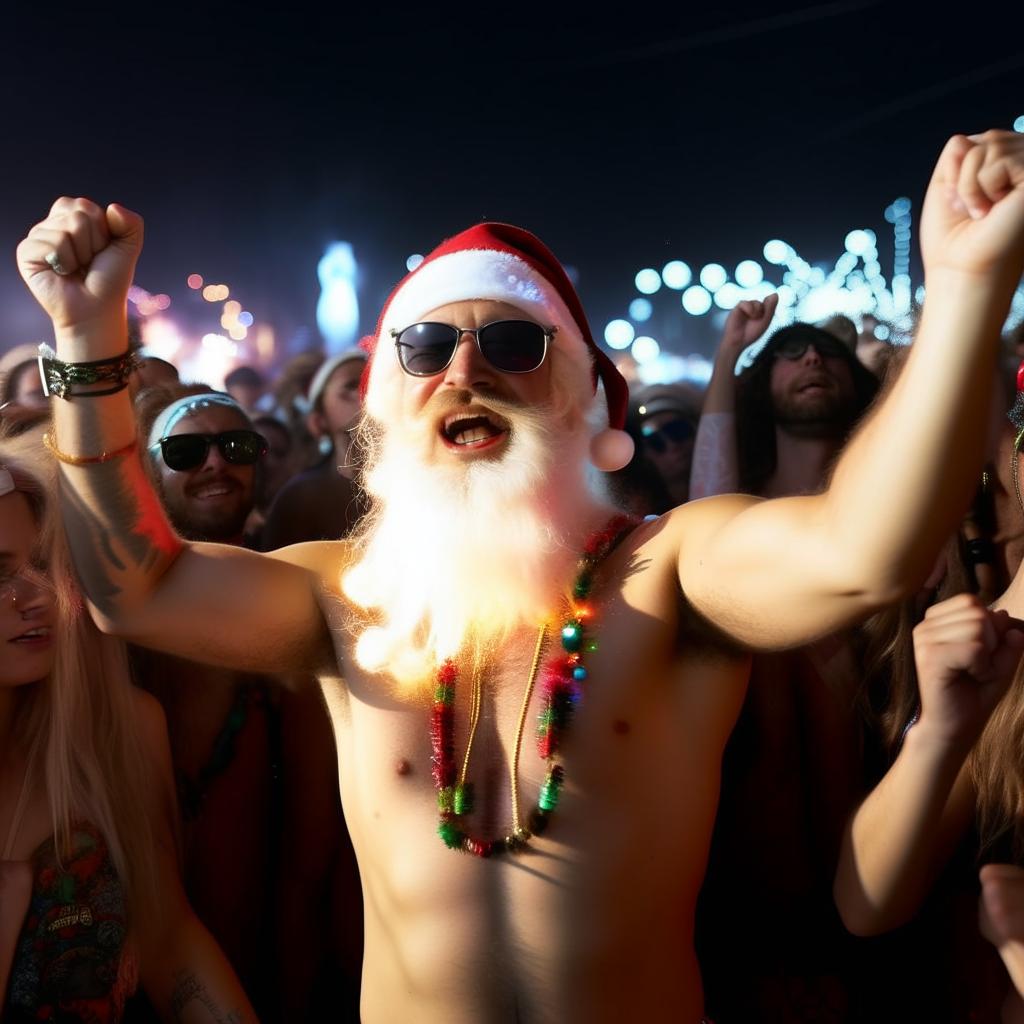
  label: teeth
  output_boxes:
[453,427,496,445]
[16,628,48,639]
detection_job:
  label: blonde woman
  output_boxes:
[0,424,255,1022]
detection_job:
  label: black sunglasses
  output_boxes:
[390,320,557,377]
[773,335,848,361]
[641,418,694,454]
[150,430,268,472]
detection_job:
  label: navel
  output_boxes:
[395,758,412,777]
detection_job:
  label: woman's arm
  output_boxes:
[133,691,258,1022]
[689,293,777,499]
[834,595,1024,935]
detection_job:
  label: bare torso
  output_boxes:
[314,516,750,1022]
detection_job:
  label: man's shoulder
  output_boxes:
[649,493,764,553]
[266,538,355,592]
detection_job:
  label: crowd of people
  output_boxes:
[0,129,1023,1022]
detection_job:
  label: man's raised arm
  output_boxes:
[15,199,333,675]
[678,130,1024,649]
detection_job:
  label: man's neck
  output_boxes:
[761,428,842,499]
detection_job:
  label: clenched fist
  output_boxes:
[16,198,144,342]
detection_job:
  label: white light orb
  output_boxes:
[635,268,662,295]
[874,324,891,341]
[629,298,653,322]
[735,260,763,287]
[845,229,872,255]
[631,336,660,364]
[915,285,926,305]
[681,286,713,316]
[1015,115,1024,133]
[604,319,635,349]
[406,253,424,272]
[661,260,692,290]
[893,197,912,216]
[699,263,727,291]
[714,282,742,309]
[776,285,796,306]
[763,239,790,264]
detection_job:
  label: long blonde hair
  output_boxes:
[1,423,159,923]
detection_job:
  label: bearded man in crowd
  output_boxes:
[16,130,1024,1022]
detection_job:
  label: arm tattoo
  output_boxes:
[61,457,180,617]
[169,970,243,1024]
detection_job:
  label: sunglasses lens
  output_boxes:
[775,339,808,361]
[776,336,846,361]
[161,435,209,471]
[396,323,459,376]
[665,419,694,443]
[218,431,267,465]
[478,321,547,373]
[642,430,666,454]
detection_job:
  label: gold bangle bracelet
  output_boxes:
[42,430,137,466]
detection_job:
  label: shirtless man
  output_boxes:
[16,130,1024,1022]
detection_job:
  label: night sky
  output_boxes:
[2,2,1022,362]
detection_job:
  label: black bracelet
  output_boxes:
[37,343,141,400]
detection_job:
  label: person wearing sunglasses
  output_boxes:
[141,389,267,545]
[631,385,700,508]
[17,129,1024,1023]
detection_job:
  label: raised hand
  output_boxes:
[719,292,779,360]
[912,593,1024,749]
[15,198,144,337]
[920,130,1024,281]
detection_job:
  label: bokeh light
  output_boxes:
[631,336,660,364]
[681,286,712,315]
[661,261,691,290]
[635,268,662,295]
[604,319,635,349]
[629,298,653,322]
[735,260,763,287]
[699,264,727,291]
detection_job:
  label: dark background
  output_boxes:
[2,2,1022,361]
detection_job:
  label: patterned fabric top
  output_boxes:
[4,822,137,1023]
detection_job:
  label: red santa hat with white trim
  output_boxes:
[360,222,634,472]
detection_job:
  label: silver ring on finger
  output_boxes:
[44,251,68,276]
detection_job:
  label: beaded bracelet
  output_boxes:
[42,430,137,466]
[37,343,141,400]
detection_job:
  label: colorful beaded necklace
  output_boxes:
[431,513,636,856]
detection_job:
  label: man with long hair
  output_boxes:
[16,130,1024,1021]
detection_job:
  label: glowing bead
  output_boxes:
[572,666,588,682]
[539,782,560,812]
[437,786,454,813]
[434,683,454,704]
[586,640,599,653]
[561,623,583,652]
[438,821,463,849]
[453,783,473,816]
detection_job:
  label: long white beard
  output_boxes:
[342,391,602,689]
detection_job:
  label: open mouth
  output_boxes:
[190,481,239,500]
[10,626,52,645]
[439,411,510,451]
